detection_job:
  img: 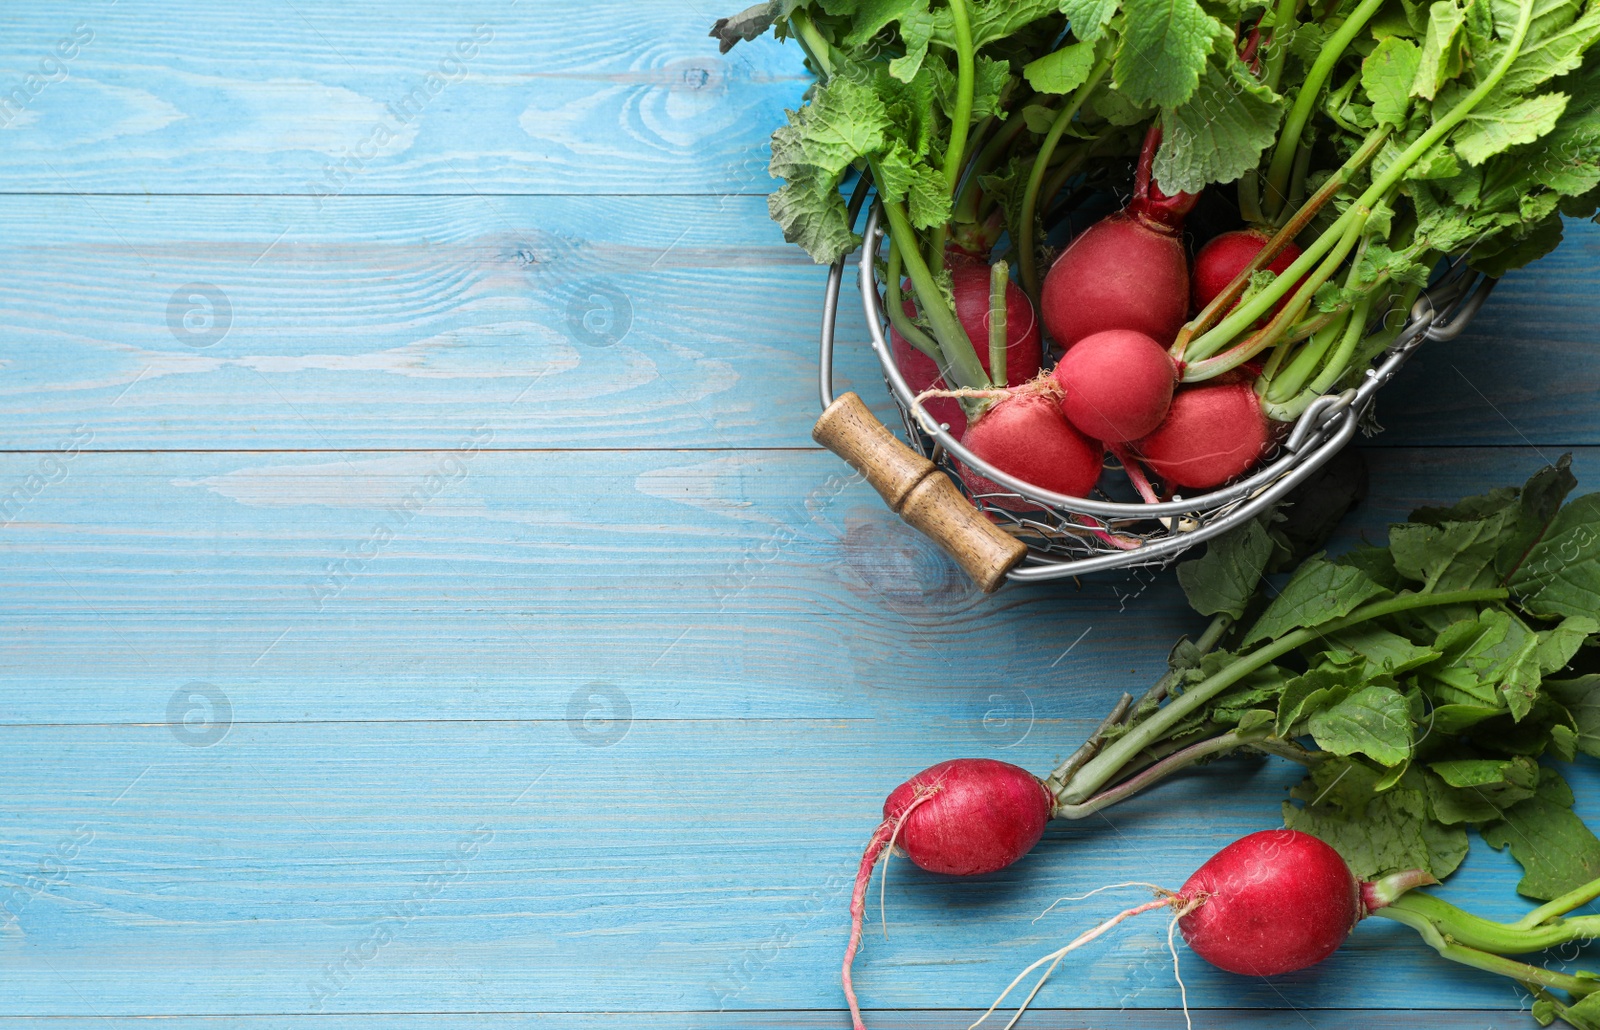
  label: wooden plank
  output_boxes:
[0,1013,1546,1028]
[0,194,890,450]
[1382,217,1600,447]
[0,193,1596,451]
[0,718,1584,1016]
[0,1,806,195]
[0,443,1589,729]
[0,445,1191,724]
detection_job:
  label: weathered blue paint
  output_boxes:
[0,2,1596,1026]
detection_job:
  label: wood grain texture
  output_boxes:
[0,1,806,195]
[0,721,1587,1016]
[0,445,1588,727]
[0,446,1597,1018]
[0,1014,1541,1029]
[0,194,890,450]
[4,0,1600,1023]
[0,190,1594,451]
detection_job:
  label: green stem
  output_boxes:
[1058,588,1508,805]
[1239,171,1266,226]
[988,261,1007,386]
[885,240,942,361]
[1515,876,1600,930]
[1043,614,1233,800]
[1265,306,1354,402]
[928,0,976,271]
[952,117,1006,224]
[954,101,1036,224]
[1299,277,1416,399]
[1175,125,1388,360]
[1184,206,1370,381]
[1055,727,1321,820]
[1043,695,1133,801]
[876,189,990,389]
[1385,890,1600,955]
[1018,58,1111,303]
[1039,141,1096,220]
[1056,730,1251,817]
[788,10,835,79]
[1283,135,1315,221]
[941,0,976,199]
[1265,239,1375,400]
[1263,0,1386,219]
[1374,905,1600,997]
[1262,0,1301,91]
[1295,294,1372,397]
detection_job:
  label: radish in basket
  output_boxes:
[719,0,1576,583]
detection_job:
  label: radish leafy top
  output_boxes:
[717,0,1600,416]
[1051,457,1600,900]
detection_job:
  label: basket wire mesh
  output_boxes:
[818,191,1497,584]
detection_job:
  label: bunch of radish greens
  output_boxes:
[714,0,1600,499]
[827,456,1600,1029]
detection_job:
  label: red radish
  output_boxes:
[844,759,1053,1030]
[1133,380,1269,491]
[978,830,1434,1030]
[1040,126,1197,349]
[891,266,1042,438]
[1178,830,1360,975]
[957,383,1104,507]
[1192,228,1305,317]
[1051,329,1178,443]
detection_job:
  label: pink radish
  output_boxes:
[844,759,1053,1030]
[1133,380,1269,491]
[1178,829,1362,975]
[891,266,1042,438]
[1040,126,1197,349]
[957,382,1104,507]
[1051,329,1178,443]
[1193,228,1306,318]
[978,830,1435,1029]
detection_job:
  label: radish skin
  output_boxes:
[891,266,1043,437]
[1040,212,1191,349]
[1039,126,1197,349]
[1052,329,1178,443]
[1133,381,1270,491]
[958,383,1105,507]
[843,759,1053,1030]
[1178,830,1361,976]
[1192,229,1305,317]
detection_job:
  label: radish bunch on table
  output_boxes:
[719,0,1600,511]
[826,459,1600,1029]
[979,830,1600,1030]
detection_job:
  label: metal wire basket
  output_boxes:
[813,195,1497,592]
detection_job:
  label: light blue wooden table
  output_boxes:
[2,3,1598,1027]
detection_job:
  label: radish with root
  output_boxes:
[1051,329,1178,443]
[838,531,1513,1029]
[979,829,1600,1030]
[1040,126,1197,350]
[843,758,1053,1030]
[955,381,1104,508]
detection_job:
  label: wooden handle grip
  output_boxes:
[813,392,1027,593]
